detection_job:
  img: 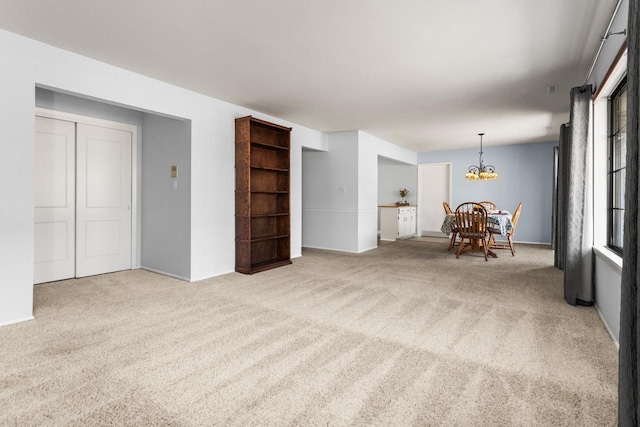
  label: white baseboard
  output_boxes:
[421,231,446,238]
[302,244,379,254]
[141,267,190,282]
[492,239,551,246]
[0,316,34,328]
[595,303,619,349]
[302,245,359,254]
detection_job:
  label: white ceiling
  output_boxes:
[0,0,618,151]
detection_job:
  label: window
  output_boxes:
[608,76,627,254]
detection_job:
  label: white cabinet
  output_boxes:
[379,206,417,241]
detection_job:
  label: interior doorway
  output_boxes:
[417,162,452,237]
[34,111,136,284]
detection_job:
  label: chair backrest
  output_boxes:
[477,201,498,211]
[443,201,453,215]
[455,202,488,237]
[508,202,523,236]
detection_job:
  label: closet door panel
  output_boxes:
[34,116,76,284]
[76,123,132,277]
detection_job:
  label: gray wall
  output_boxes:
[594,252,621,343]
[587,0,628,345]
[377,159,418,206]
[36,87,192,280]
[377,159,417,231]
[141,114,191,279]
[302,132,360,252]
[418,141,557,244]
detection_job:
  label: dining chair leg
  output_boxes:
[481,237,488,261]
[448,232,457,250]
[508,235,515,256]
[487,233,495,249]
[456,238,465,258]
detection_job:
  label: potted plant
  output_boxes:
[398,188,410,205]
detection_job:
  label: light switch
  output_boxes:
[171,165,178,178]
[172,180,178,190]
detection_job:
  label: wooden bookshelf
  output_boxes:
[235,116,292,274]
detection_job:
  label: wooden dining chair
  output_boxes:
[443,201,458,250]
[488,202,522,256]
[454,202,489,261]
[477,201,498,211]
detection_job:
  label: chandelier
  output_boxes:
[465,133,498,181]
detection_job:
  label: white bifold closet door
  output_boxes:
[76,123,132,278]
[34,116,132,284]
[34,117,76,283]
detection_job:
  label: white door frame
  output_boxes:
[35,107,140,270]
[417,162,452,237]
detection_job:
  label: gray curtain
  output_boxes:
[554,125,569,270]
[619,0,639,423]
[555,86,593,306]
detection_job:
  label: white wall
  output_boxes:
[141,114,191,280]
[0,33,34,326]
[0,29,326,326]
[357,131,417,251]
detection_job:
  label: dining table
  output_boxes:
[441,210,513,257]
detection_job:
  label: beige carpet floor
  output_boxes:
[0,239,618,426]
